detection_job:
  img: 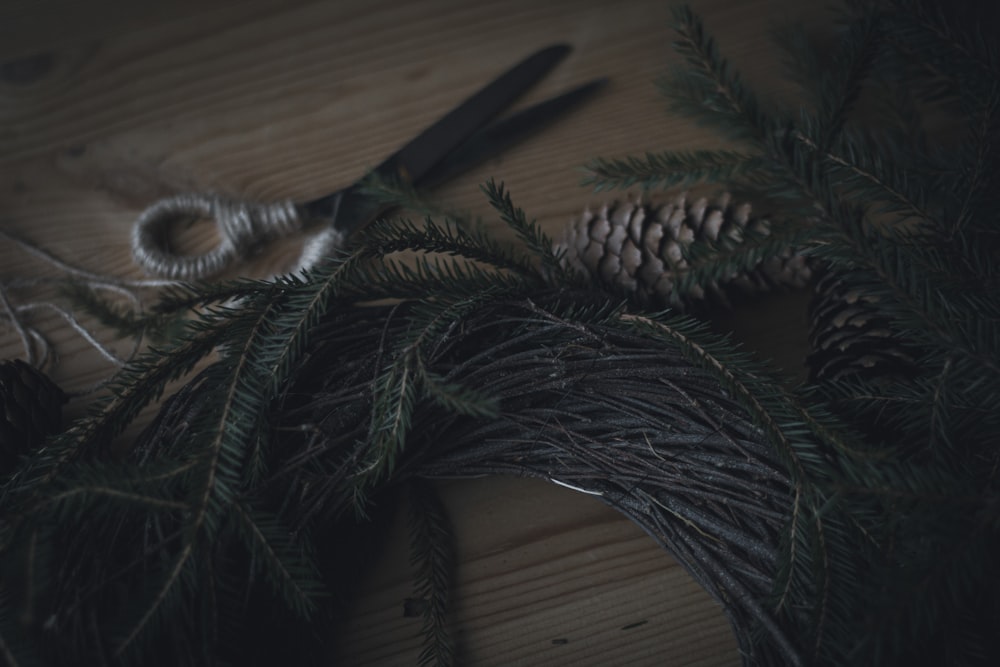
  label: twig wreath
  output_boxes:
[1,1,998,666]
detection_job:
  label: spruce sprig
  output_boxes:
[407,481,456,667]
[664,4,776,144]
[360,214,539,279]
[111,294,291,657]
[584,1,999,663]
[583,150,770,191]
[813,11,883,150]
[481,180,567,281]
[229,500,324,619]
[673,219,815,296]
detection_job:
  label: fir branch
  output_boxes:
[713,112,999,386]
[664,5,774,144]
[230,501,324,619]
[149,279,270,316]
[359,350,419,485]
[5,305,255,504]
[352,292,505,485]
[816,216,1000,376]
[794,130,937,225]
[60,278,269,345]
[80,309,252,441]
[882,0,999,103]
[110,536,193,661]
[814,10,883,149]
[481,180,566,281]
[674,220,815,296]
[401,289,518,363]
[46,486,188,513]
[859,502,999,664]
[18,461,196,529]
[407,481,456,667]
[950,82,999,237]
[868,70,931,156]
[344,253,529,303]
[114,291,287,657]
[770,19,827,103]
[255,252,368,396]
[583,150,769,191]
[360,214,540,280]
[420,369,499,419]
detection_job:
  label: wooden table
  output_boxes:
[1,0,818,663]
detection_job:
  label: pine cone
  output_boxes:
[554,193,812,306]
[0,359,67,475]
[806,271,917,382]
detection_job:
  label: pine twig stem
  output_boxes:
[793,132,931,225]
[951,83,998,238]
[45,487,189,511]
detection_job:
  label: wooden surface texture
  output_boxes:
[1,0,822,664]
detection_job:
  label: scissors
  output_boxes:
[131,44,606,280]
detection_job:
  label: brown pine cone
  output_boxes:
[0,359,67,476]
[554,193,812,306]
[806,271,917,382]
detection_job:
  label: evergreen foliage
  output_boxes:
[407,481,456,667]
[0,1,996,665]
[585,0,1000,664]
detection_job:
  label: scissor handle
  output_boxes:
[130,193,305,280]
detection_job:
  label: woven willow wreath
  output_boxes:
[128,293,803,666]
[289,297,799,664]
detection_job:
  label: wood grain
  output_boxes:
[335,478,742,666]
[1,0,824,663]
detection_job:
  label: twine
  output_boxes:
[130,193,304,280]
[294,226,347,275]
[0,230,176,393]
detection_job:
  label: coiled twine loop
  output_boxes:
[131,193,303,280]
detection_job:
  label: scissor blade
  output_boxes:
[301,44,576,235]
[417,78,608,189]
[376,43,572,187]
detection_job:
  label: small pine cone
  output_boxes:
[554,193,812,306]
[806,271,917,382]
[0,359,67,476]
